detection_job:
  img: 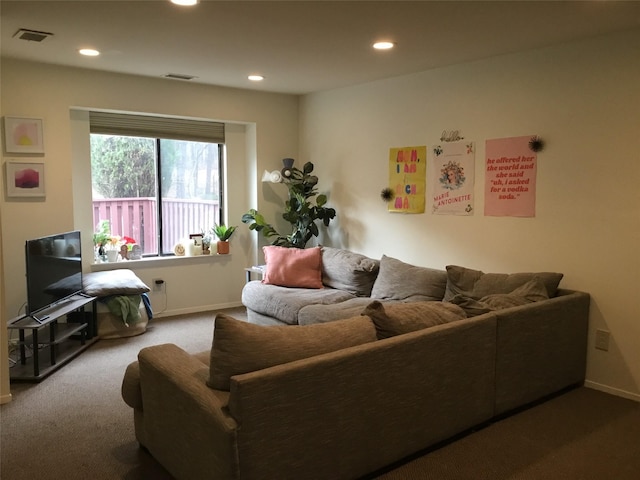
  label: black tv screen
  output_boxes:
[25,230,83,315]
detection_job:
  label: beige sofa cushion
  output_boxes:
[443,265,563,301]
[208,313,377,390]
[370,255,447,302]
[362,300,467,339]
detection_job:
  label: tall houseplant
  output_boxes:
[242,161,336,248]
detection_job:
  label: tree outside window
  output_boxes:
[90,134,223,256]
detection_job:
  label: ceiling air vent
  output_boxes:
[163,73,197,81]
[13,28,54,42]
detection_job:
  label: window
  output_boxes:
[89,112,225,256]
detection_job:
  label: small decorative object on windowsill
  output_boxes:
[93,220,137,263]
[174,242,186,256]
[129,244,142,260]
[106,249,119,263]
[212,223,237,255]
[189,234,204,255]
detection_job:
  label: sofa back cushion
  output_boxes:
[443,265,563,301]
[208,313,377,390]
[321,247,380,296]
[262,245,323,289]
[450,276,550,316]
[362,300,467,339]
[370,255,447,302]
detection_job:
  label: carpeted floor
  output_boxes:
[1,308,639,480]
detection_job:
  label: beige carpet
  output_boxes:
[1,308,639,480]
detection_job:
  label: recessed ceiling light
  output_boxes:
[248,75,265,82]
[170,0,199,6]
[373,41,395,50]
[79,48,100,57]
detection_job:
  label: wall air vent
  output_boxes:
[163,73,197,81]
[13,28,54,42]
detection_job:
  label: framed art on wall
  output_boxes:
[5,161,46,198]
[3,116,45,154]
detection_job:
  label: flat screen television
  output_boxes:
[25,230,83,316]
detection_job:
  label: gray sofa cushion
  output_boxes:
[208,313,377,390]
[450,277,550,316]
[242,281,356,325]
[362,300,467,339]
[321,247,380,297]
[298,297,380,325]
[83,269,150,296]
[443,265,563,301]
[370,255,447,301]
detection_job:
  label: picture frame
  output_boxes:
[3,116,45,154]
[5,161,46,198]
[189,233,204,255]
[189,233,203,246]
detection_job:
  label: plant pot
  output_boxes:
[106,249,119,263]
[217,240,230,254]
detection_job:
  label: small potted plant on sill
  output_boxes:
[212,223,237,254]
[93,219,112,262]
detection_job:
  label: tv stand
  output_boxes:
[27,314,50,324]
[8,294,98,382]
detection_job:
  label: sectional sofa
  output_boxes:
[121,247,590,480]
[242,246,573,327]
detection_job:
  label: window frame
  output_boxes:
[89,111,226,258]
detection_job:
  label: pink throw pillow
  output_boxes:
[262,246,323,289]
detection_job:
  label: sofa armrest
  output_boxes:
[121,360,143,409]
[137,343,239,480]
[494,290,590,415]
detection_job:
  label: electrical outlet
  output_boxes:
[595,329,610,351]
[152,278,165,292]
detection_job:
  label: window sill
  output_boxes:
[90,254,231,271]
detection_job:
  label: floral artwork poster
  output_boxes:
[484,135,537,217]
[430,142,475,215]
[388,146,426,214]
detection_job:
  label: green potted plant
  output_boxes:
[212,223,236,254]
[242,160,336,248]
[93,220,112,261]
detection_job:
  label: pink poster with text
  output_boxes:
[484,136,537,217]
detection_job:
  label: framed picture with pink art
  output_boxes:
[5,161,46,198]
[3,116,45,154]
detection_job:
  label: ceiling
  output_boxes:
[2,1,639,95]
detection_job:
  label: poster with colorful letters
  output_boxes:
[484,136,537,217]
[388,146,426,214]
[430,142,475,215]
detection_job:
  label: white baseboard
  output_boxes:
[153,301,244,319]
[0,393,13,405]
[584,380,640,402]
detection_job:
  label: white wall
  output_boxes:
[0,59,298,396]
[300,29,640,401]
